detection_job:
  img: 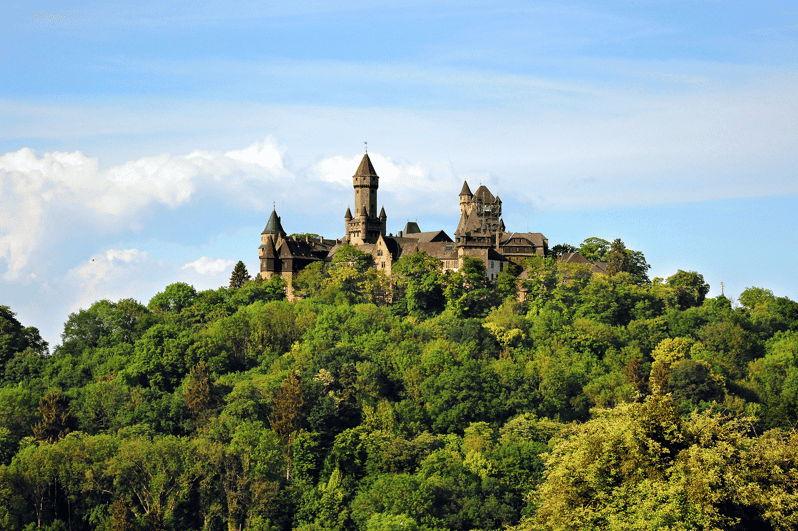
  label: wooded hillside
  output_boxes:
[2,248,797,531]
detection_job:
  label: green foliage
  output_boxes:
[549,243,578,256]
[578,237,611,262]
[529,395,798,531]
[393,252,446,318]
[665,270,710,310]
[148,283,197,315]
[1,260,795,531]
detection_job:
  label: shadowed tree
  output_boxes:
[111,495,137,531]
[32,389,75,444]
[269,370,305,480]
[184,360,216,422]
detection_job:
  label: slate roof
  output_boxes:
[354,153,378,177]
[403,221,421,235]
[262,210,286,236]
[402,230,453,243]
[344,207,352,220]
[460,181,473,197]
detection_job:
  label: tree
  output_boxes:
[665,270,710,310]
[603,239,651,284]
[184,360,216,421]
[528,395,798,531]
[32,390,75,444]
[148,283,198,315]
[578,237,611,262]
[229,261,252,289]
[393,252,446,318]
[605,238,630,277]
[269,370,305,480]
[1,306,49,375]
[331,244,373,273]
[549,243,578,256]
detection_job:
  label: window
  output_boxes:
[377,249,383,256]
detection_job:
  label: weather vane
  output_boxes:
[364,141,368,153]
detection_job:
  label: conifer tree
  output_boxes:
[229,260,252,289]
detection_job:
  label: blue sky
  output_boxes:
[1,1,796,348]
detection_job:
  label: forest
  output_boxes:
[1,237,797,531]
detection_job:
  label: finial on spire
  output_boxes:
[364,141,368,153]
[273,200,276,211]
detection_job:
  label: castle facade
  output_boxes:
[259,153,548,282]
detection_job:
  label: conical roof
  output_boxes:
[344,207,353,220]
[354,153,379,177]
[459,181,473,197]
[473,185,495,204]
[360,205,368,217]
[261,209,286,235]
[379,206,387,220]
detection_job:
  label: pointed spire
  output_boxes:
[379,206,387,220]
[344,207,353,220]
[360,205,368,217]
[459,181,473,197]
[261,209,286,236]
[354,153,378,178]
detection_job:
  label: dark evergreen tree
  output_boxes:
[229,261,252,289]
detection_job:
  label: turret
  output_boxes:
[459,181,473,217]
[379,206,387,236]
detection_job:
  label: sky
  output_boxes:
[1,0,796,349]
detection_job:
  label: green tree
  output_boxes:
[549,243,578,256]
[229,260,252,289]
[1,306,49,362]
[605,238,630,277]
[269,371,305,480]
[393,252,446,319]
[148,283,197,315]
[528,395,798,531]
[665,270,710,310]
[578,237,611,262]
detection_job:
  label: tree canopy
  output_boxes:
[1,249,796,531]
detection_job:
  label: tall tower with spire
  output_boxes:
[345,153,387,245]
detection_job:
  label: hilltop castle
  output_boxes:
[259,153,548,283]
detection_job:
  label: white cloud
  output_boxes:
[0,139,290,280]
[226,138,284,171]
[182,256,235,275]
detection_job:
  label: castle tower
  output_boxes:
[259,209,286,278]
[354,153,379,219]
[345,153,386,245]
[459,180,473,217]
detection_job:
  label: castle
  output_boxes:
[259,153,549,283]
